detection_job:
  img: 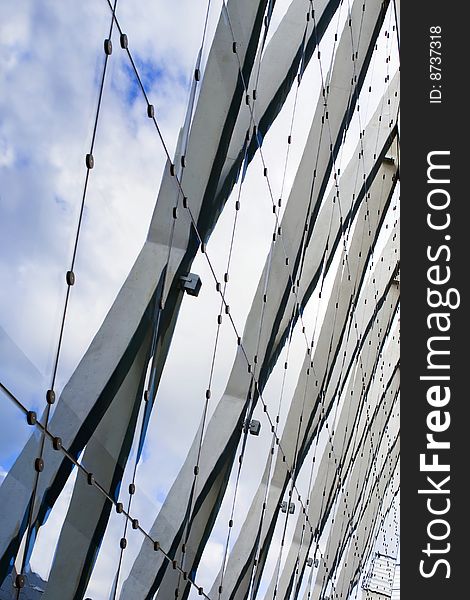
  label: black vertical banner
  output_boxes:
[402,1,467,598]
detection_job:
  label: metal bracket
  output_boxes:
[243,419,261,436]
[280,501,295,514]
[179,273,202,297]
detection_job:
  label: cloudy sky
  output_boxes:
[0,0,400,598]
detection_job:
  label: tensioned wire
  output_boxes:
[392,0,400,52]
[211,11,290,599]
[219,0,345,364]
[343,444,400,599]
[250,125,396,600]
[0,357,369,600]
[15,2,120,598]
[330,2,398,518]
[315,323,399,599]
[334,377,400,583]
[345,472,399,600]
[282,184,400,598]
[99,0,323,398]
[308,21,399,594]
[356,482,400,598]
[377,494,399,560]
[0,381,213,600]
[311,202,400,590]
[266,234,398,600]
[27,2,398,596]
[190,4,396,596]
[288,303,399,599]
[365,493,400,600]
[206,2,374,596]
[0,258,397,600]
[0,352,397,600]
[3,2,398,596]
[97,0,397,437]
[244,5,333,593]
[171,2,268,597]
[318,435,399,598]
[109,1,215,598]
[355,443,399,596]
[167,6,295,598]
[141,0,336,592]
[211,3,337,595]
[248,4,398,596]
[214,71,311,600]
[98,0,394,489]
[326,258,397,596]
[310,302,400,598]
[322,306,400,598]
[101,2,398,596]
[302,0,399,535]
